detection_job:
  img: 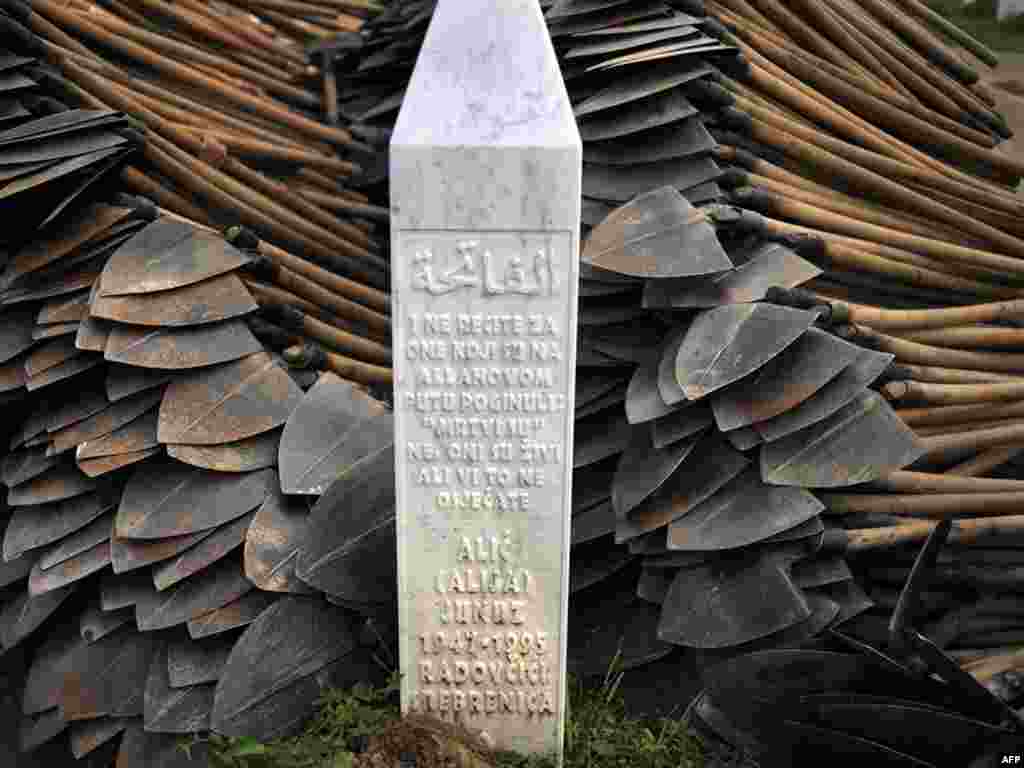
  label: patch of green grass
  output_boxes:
[194,657,756,768]
[928,0,1024,53]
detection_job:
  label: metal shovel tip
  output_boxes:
[28,539,110,597]
[568,599,674,676]
[7,461,98,506]
[151,511,255,592]
[613,428,701,516]
[0,582,76,650]
[103,318,263,370]
[584,117,716,166]
[583,154,721,202]
[187,590,280,640]
[626,354,684,424]
[546,0,634,21]
[575,380,628,420]
[80,603,133,645]
[5,492,98,562]
[1,445,58,488]
[110,527,216,576]
[244,488,314,595]
[19,707,67,752]
[570,537,635,593]
[157,351,302,446]
[97,218,250,298]
[166,428,281,474]
[666,468,823,552]
[134,553,253,632]
[210,596,359,735]
[38,290,89,324]
[711,327,862,432]
[760,390,926,488]
[0,305,37,364]
[167,632,237,689]
[91,272,257,329]
[115,458,275,541]
[573,403,632,467]
[47,378,108,433]
[577,85,698,142]
[585,184,729,280]
[675,303,817,401]
[25,351,102,392]
[69,716,130,759]
[35,509,112,571]
[144,643,214,735]
[51,388,162,456]
[105,364,172,403]
[77,409,159,459]
[0,351,28,392]
[278,371,390,496]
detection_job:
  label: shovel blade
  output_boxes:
[91,272,256,327]
[166,428,281,473]
[761,391,926,488]
[144,642,214,734]
[104,318,263,370]
[244,488,314,595]
[583,186,731,278]
[134,553,253,632]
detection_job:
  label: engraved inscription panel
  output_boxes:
[394,231,576,754]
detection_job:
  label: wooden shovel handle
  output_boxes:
[885,379,1024,407]
[947,445,1024,477]
[898,399,1024,428]
[865,471,1024,494]
[838,516,1024,552]
[921,421,1024,463]
[901,0,999,68]
[283,343,392,387]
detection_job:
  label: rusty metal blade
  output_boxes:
[39,290,89,324]
[0,582,76,649]
[0,146,124,202]
[22,617,82,713]
[792,556,853,590]
[98,218,250,297]
[650,402,713,448]
[626,355,684,424]
[727,426,763,451]
[1,446,58,488]
[32,320,79,340]
[104,318,262,370]
[753,349,895,443]
[577,86,697,142]
[572,499,615,545]
[70,716,130,758]
[3,491,114,562]
[613,430,701,515]
[712,328,862,432]
[115,723,208,768]
[78,447,160,478]
[25,351,102,391]
[7,461,97,506]
[115,458,274,540]
[658,547,811,648]
[577,371,630,411]
[24,335,80,378]
[135,553,253,631]
[296,446,396,602]
[36,510,112,570]
[279,372,392,495]
[19,707,67,752]
[158,351,302,444]
[574,405,632,467]
[166,428,281,472]
[761,391,926,488]
[144,642,213,734]
[105,364,172,403]
[569,598,673,677]
[583,155,720,202]
[210,596,358,735]
[549,0,667,36]
[75,315,111,352]
[29,539,110,596]
[617,432,749,543]
[657,323,691,406]
[187,591,280,639]
[584,186,731,278]
[110,527,217,575]
[77,409,158,460]
[47,375,108,433]
[91,272,257,328]
[167,632,235,688]
[0,351,28,392]
[244,488,314,595]
[0,128,127,167]
[50,388,162,455]
[101,570,153,610]
[583,118,715,165]
[80,601,134,644]
[588,320,671,364]
[0,306,36,364]
[666,469,823,551]
[573,59,708,118]
[675,304,817,400]
[547,0,633,20]
[152,511,255,591]
[3,203,132,287]
[643,241,821,309]
[60,627,156,720]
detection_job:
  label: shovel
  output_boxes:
[90,271,257,328]
[187,590,280,640]
[143,640,214,734]
[166,428,281,473]
[103,318,263,370]
[167,631,235,688]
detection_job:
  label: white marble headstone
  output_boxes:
[390,0,581,759]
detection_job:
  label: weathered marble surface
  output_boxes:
[391,0,581,758]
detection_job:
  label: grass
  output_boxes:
[928,0,1024,52]
[193,657,757,768]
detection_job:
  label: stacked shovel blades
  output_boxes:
[571,186,927,664]
[1,207,397,762]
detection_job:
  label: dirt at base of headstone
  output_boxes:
[357,715,496,768]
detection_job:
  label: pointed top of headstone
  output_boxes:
[392,0,579,148]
